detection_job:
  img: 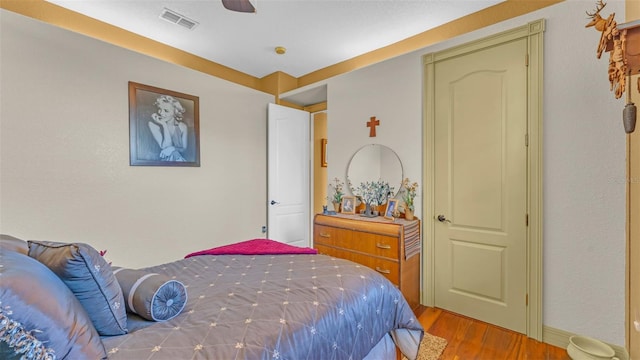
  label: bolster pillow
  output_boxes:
[112,267,187,322]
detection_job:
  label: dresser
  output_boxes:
[313,214,421,313]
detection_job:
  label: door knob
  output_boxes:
[437,214,451,223]
[270,200,280,205]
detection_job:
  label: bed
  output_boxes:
[1,235,423,360]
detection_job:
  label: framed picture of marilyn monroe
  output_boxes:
[128,81,200,166]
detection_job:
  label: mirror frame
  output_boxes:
[346,144,403,197]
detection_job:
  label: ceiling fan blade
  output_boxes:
[221,0,255,13]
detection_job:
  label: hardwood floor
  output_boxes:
[418,307,571,360]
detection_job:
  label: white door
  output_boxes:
[267,103,310,247]
[433,38,528,333]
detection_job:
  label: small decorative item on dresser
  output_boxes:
[328,177,344,212]
[341,196,356,214]
[405,208,414,221]
[384,199,398,220]
[401,178,419,220]
[353,180,394,218]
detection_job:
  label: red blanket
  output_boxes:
[184,238,318,258]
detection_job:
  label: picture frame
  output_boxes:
[384,198,398,220]
[321,138,328,167]
[340,196,356,214]
[128,81,200,166]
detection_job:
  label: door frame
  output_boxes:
[422,19,545,339]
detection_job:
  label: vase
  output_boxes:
[405,208,414,220]
[361,203,376,218]
[623,102,637,134]
[332,202,340,212]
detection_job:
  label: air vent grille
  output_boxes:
[160,8,198,30]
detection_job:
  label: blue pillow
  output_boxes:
[27,240,128,336]
[0,234,28,255]
[112,267,188,321]
[0,250,107,359]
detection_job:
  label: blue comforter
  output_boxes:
[101,254,423,359]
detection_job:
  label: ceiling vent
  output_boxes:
[160,8,198,30]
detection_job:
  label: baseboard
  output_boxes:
[543,325,630,360]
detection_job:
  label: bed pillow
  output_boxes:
[0,250,107,359]
[0,234,28,255]
[27,240,128,336]
[112,267,188,321]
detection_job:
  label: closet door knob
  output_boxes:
[437,215,451,223]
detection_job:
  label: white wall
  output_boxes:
[0,10,274,268]
[0,0,628,346]
[326,0,626,346]
[328,53,423,209]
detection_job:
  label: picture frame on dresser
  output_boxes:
[128,81,200,167]
[340,196,356,214]
[384,198,398,220]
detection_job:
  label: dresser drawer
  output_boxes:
[354,232,399,260]
[314,225,351,246]
[315,244,400,285]
[315,225,399,260]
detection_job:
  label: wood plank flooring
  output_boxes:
[418,307,571,360]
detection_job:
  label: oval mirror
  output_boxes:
[347,144,403,197]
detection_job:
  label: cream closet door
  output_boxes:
[434,37,528,333]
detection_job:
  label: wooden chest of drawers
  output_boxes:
[313,214,421,312]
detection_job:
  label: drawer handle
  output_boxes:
[375,243,391,249]
[375,267,391,274]
[319,233,331,238]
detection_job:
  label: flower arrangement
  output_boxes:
[328,177,345,204]
[353,181,378,206]
[353,180,394,206]
[374,181,394,206]
[401,178,419,211]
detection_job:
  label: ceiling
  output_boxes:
[44,0,504,79]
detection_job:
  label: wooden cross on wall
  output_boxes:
[367,116,380,137]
